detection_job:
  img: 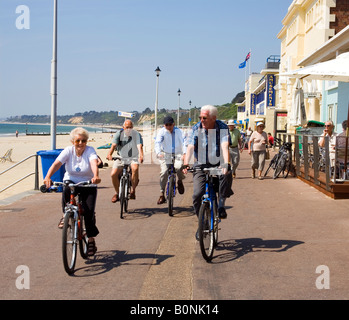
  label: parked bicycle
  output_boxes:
[113,156,132,219]
[48,180,96,275]
[264,137,292,179]
[189,167,222,262]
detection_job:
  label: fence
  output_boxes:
[276,132,349,192]
[0,154,39,193]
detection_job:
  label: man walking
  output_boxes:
[227,120,243,178]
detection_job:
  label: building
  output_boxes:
[277,0,349,133]
[240,56,280,135]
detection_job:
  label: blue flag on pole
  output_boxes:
[239,60,247,69]
[238,52,251,69]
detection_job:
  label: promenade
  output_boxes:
[1,150,349,300]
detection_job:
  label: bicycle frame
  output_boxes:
[190,167,221,262]
[203,171,219,235]
[65,186,83,241]
[166,154,177,199]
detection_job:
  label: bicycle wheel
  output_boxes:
[119,177,125,219]
[282,152,292,178]
[264,154,278,177]
[167,175,174,216]
[79,214,88,259]
[62,210,77,275]
[198,202,214,262]
[273,155,285,179]
[124,176,129,213]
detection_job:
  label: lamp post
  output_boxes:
[154,66,161,134]
[188,100,192,127]
[49,0,58,150]
[177,88,181,126]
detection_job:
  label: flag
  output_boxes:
[239,61,246,69]
[238,51,251,69]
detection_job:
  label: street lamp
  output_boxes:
[189,100,192,127]
[154,66,161,134]
[177,88,181,126]
[50,0,58,150]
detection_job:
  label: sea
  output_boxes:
[0,122,103,137]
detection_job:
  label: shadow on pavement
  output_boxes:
[121,206,194,220]
[72,250,175,277]
[212,237,304,264]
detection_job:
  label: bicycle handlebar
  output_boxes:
[186,166,223,176]
[52,180,97,188]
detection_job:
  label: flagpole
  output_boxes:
[249,48,251,75]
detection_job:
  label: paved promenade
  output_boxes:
[1,151,349,300]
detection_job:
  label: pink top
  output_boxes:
[249,131,268,151]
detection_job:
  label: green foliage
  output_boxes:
[6,96,241,125]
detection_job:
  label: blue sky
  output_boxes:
[0,0,288,118]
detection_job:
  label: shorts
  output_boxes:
[113,157,139,169]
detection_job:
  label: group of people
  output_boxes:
[42,104,286,256]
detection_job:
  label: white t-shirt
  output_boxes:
[56,145,98,183]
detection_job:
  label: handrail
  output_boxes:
[276,132,343,189]
[0,154,39,193]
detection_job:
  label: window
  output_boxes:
[327,103,337,126]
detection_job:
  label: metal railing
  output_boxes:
[275,133,342,191]
[0,154,39,193]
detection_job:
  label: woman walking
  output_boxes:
[248,122,268,180]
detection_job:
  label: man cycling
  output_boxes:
[107,120,144,202]
[183,105,233,228]
[155,116,186,205]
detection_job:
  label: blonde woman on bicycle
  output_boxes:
[43,127,101,256]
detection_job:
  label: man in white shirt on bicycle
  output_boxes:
[155,116,186,205]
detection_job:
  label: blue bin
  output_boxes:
[37,149,66,189]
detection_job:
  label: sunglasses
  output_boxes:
[124,127,133,129]
[74,139,87,144]
[325,125,331,127]
[165,123,173,126]
[199,116,208,120]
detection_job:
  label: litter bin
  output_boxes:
[37,149,65,192]
[296,120,325,155]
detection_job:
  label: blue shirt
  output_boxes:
[187,120,230,166]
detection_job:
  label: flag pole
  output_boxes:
[249,48,251,75]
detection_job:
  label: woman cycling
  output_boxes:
[43,127,101,256]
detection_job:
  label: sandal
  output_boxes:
[58,217,64,229]
[87,240,97,256]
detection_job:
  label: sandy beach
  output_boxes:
[0,132,114,203]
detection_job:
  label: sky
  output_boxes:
[0,0,289,118]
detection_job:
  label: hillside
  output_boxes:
[5,94,242,126]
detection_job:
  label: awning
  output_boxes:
[281,52,349,82]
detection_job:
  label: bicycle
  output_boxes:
[50,180,96,275]
[164,153,177,217]
[264,137,292,179]
[189,167,222,262]
[113,156,132,219]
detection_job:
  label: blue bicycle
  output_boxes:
[189,167,222,262]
